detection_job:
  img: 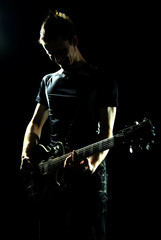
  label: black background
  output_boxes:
[1,1,160,239]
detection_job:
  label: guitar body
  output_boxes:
[24,141,67,202]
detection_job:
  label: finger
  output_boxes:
[79,158,88,166]
[72,150,77,162]
[64,151,76,168]
[72,151,74,162]
[64,154,72,167]
[79,158,92,174]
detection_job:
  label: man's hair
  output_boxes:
[39,10,76,45]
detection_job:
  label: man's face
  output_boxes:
[43,37,77,68]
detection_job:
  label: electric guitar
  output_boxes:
[23,118,155,201]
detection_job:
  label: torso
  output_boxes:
[43,64,100,148]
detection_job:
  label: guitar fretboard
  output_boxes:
[39,137,115,174]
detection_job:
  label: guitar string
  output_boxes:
[41,140,114,169]
[42,141,114,168]
[38,138,115,172]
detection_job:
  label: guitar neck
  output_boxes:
[38,118,154,175]
[75,137,115,160]
[51,136,115,168]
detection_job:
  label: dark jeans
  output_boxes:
[39,160,108,240]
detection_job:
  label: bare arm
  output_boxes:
[20,103,49,169]
[88,106,117,173]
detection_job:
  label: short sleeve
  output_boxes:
[36,77,48,107]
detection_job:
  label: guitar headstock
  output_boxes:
[115,118,155,153]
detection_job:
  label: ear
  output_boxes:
[72,35,78,47]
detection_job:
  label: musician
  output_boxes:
[20,10,118,240]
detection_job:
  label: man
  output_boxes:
[21,10,118,240]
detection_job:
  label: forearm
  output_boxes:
[21,121,41,159]
[88,133,111,173]
[89,106,116,173]
[88,150,109,173]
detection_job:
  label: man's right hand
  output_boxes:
[20,156,33,172]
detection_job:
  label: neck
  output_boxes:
[60,47,86,71]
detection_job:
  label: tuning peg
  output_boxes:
[129,145,133,154]
[146,143,151,151]
[134,121,139,125]
[151,129,156,136]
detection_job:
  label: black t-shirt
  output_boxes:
[36,64,118,148]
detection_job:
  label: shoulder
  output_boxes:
[42,68,64,86]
